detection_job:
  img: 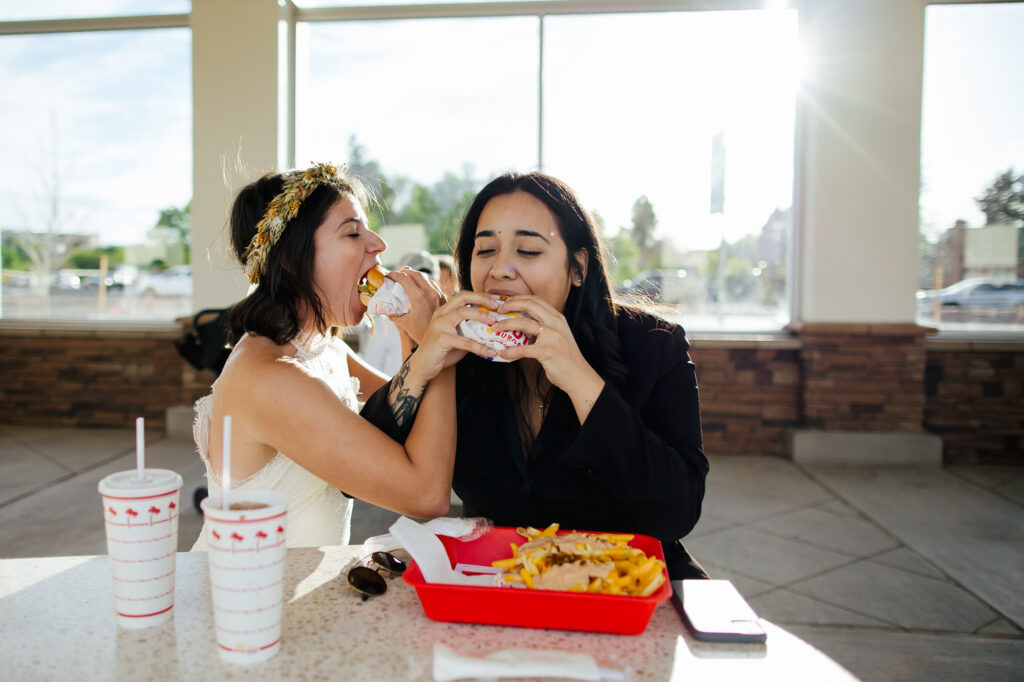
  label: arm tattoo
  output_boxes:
[388,357,424,434]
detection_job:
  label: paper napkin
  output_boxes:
[433,643,623,681]
[366,278,410,316]
[388,516,495,587]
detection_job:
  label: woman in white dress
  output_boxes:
[191,163,501,550]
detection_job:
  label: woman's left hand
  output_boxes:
[387,268,446,344]
[490,295,603,397]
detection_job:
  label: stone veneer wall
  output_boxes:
[688,337,802,456]
[0,324,186,431]
[793,323,933,433]
[925,340,1024,464]
[1,323,1021,463]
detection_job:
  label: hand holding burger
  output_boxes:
[456,297,533,362]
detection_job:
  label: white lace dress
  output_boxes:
[190,333,360,551]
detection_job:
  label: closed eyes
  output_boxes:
[474,248,542,257]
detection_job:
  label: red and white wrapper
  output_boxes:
[201,490,289,665]
[457,308,532,362]
[98,469,183,630]
[365,279,410,316]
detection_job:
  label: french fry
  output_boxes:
[491,557,520,570]
[636,556,660,580]
[639,571,666,597]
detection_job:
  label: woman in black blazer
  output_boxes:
[363,171,709,579]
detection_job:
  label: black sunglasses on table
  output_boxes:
[347,551,408,600]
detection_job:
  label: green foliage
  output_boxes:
[703,237,785,305]
[347,135,397,230]
[428,171,479,254]
[387,167,481,255]
[2,239,33,270]
[67,246,124,269]
[336,138,795,309]
[597,213,640,286]
[156,204,190,236]
[397,185,440,232]
[975,168,1024,226]
[630,195,659,270]
[153,200,191,261]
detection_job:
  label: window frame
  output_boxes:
[0,12,191,327]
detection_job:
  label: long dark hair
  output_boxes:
[454,171,629,388]
[227,170,367,346]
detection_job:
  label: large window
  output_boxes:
[0,24,192,321]
[918,2,1024,332]
[297,6,797,331]
[544,9,796,331]
[296,16,538,255]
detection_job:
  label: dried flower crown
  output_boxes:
[244,162,347,284]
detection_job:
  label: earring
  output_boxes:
[574,278,583,285]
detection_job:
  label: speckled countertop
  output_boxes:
[0,547,854,681]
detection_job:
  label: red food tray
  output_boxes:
[402,526,671,635]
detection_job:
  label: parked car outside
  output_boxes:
[916,278,1024,310]
[50,270,82,291]
[615,269,690,304]
[137,265,192,297]
[3,272,35,287]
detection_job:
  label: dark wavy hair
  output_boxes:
[227,170,368,346]
[453,171,629,388]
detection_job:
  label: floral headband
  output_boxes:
[243,162,348,284]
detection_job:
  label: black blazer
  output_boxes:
[361,310,709,579]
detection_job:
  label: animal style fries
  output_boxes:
[491,523,667,597]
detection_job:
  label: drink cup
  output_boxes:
[201,490,288,664]
[98,468,183,629]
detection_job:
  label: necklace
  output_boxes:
[534,386,548,415]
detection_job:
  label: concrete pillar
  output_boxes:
[789,1,942,463]
[190,0,282,310]
[794,0,926,324]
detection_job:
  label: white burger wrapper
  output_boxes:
[365,278,410,316]
[456,307,531,362]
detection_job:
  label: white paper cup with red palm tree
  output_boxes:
[98,468,183,629]
[201,490,288,664]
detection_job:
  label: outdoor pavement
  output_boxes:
[1,424,1022,681]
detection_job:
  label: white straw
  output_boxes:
[221,415,232,510]
[135,417,145,481]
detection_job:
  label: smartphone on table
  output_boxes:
[672,579,767,644]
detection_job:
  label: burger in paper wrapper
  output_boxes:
[457,304,532,362]
[359,265,411,316]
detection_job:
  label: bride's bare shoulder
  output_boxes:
[221,335,300,379]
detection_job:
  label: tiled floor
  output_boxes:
[1,425,1022,681]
